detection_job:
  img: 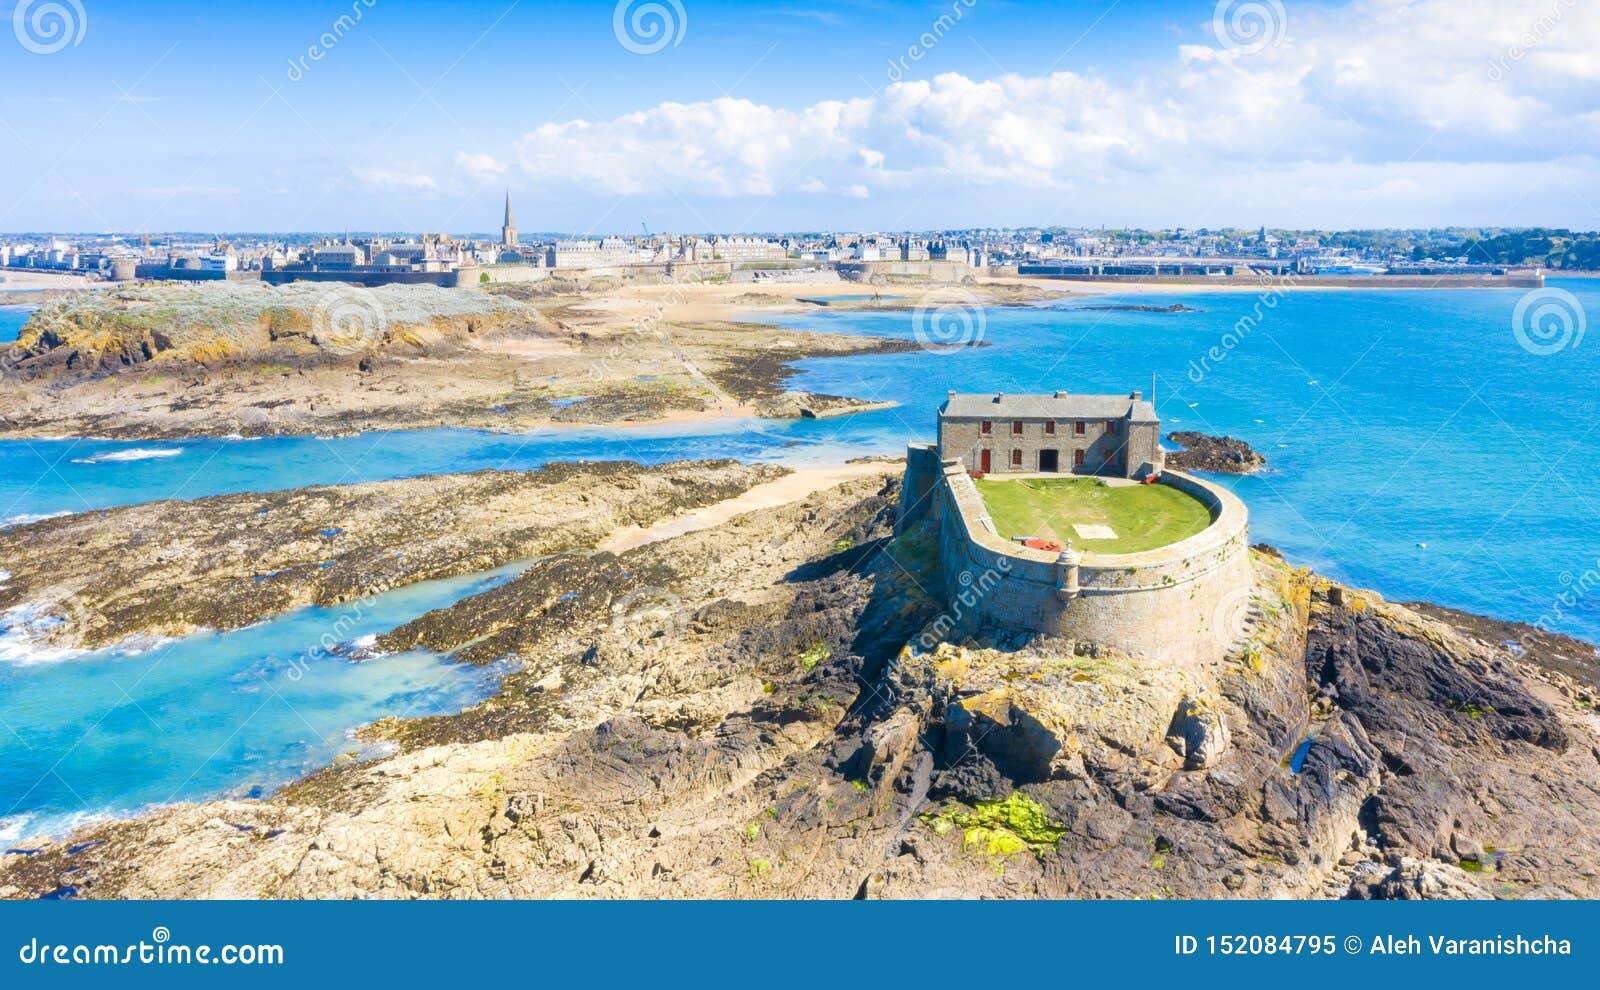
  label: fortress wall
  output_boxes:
[836,261,977,280]
[896,443,944,535]
[470,265,549,286]
[911,450,1252,668]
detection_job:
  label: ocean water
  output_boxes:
[1,304,30,341]
[2,281,1597,840]
[0,562,524,845]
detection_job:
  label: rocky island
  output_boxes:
[3,455,1598,900]
[3,280,1596,904]
[1166,431,1268,474]
[0,281,922,439]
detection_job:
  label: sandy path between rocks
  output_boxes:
[598,460,901,553]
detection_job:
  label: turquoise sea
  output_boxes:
[2,279,1597,841]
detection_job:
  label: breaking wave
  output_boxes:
[69,447,184,465]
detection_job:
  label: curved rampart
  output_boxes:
[902,444,1252,668]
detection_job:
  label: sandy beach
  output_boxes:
[0,270,103,292]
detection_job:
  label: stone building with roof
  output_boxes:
[937,389,1164,478]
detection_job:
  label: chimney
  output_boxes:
[947,390,955,402]
[994,392,1004,403]
[1130,390,1142,401]
[1053,390,1066,399]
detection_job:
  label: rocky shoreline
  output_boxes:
[1166,431,1267,474]
[1073,303,1200,314]
[0,460,786,654]
[4,464,1598,900]
[0,282,916,439]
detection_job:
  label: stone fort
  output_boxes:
[898,390,1252,669]
[937,389,1165,479]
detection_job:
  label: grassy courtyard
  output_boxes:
[974,477,1214,554]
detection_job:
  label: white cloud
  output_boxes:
[486,0,1598,226]
[350,167,439,192]
[455,152,507,178]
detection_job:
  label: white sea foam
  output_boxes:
[1,809,114,848]
[69,448,184,465]
[0,638,86,667]
[2,511,70,527]
[0,602,85,666]
[0,814,34,848]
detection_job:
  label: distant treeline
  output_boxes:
[1415,230,1600,270]
[1322,227,1600,269]
[1041,226,1600,271]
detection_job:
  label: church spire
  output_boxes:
[501,189,518,248]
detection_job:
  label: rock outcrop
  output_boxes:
[1166,432,1266,474]
[0,460,786,652]
[4,471,1598,900]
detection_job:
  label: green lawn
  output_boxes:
[974,477,1214,554]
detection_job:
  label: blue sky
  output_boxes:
[2,0,1595,234]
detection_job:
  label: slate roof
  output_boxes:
[940,392,1157,423]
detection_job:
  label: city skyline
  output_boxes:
[1,0,1596,233]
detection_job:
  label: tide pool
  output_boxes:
[2,280,1597,839]
[1,304,30,342]
[0,562,526,845]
